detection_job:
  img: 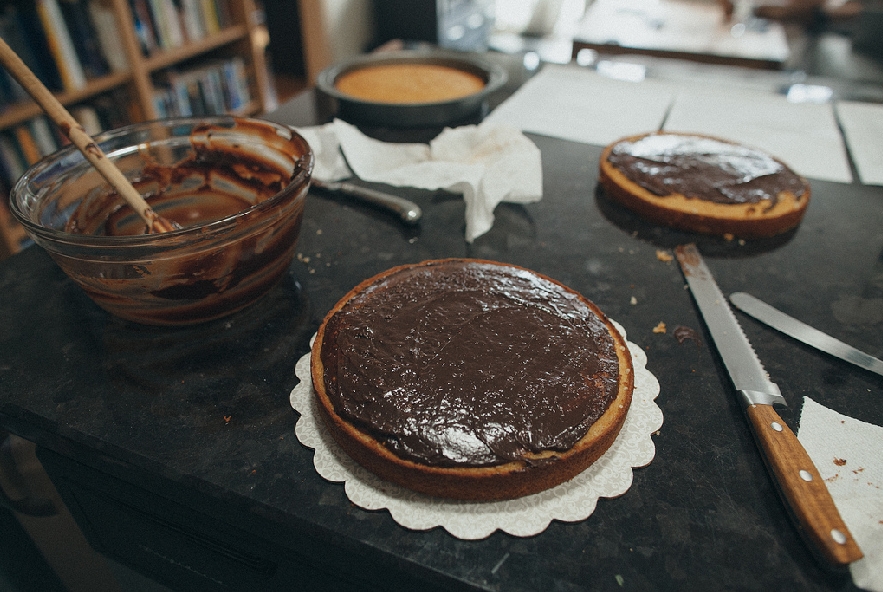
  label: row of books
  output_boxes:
[151,57,251,118]
[0,0,127,99]
[131,0,234,56]
[0,89,132,189]
[0,0,235,105]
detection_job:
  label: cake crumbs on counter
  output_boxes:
[652,322,667,333]
[656,250,673,262]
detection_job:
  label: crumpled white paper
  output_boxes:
[296,119,543,242]
[289,322,663,540]
[798,397,883,591]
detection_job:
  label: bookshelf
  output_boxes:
[0,0,277,256]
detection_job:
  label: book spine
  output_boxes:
[5,4,64,92]
[200,0,220,34]
[179,0,205,41]
[213,0,232,29]
[152,89,170,118]
[165,0,186,47]
[129,0,159,55]
[87,0,130,72]
[230,57,251,107]
[0,132,28,188]
[160,71,193,116]
[13,125,41,166]
[29,116,62,157]
[0,69,28,107]
[220,60,244,112]
[146,0,170,48]
[35,0,87,91]
[58,0,110,79]
[203,66,226,114]
[183,72,206,116]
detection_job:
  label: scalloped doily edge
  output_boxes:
[290,321,662,540]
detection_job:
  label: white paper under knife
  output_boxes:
[730,292,883,378]
[675,244,863,567]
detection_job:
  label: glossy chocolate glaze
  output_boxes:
[320,260,621,468]
[608,134,806,207]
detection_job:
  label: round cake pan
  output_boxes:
[316,50,508,128]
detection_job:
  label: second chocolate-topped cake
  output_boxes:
[311,258,634,501]
[599,132,811,237]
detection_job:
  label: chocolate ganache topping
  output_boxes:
[320,260,621,468]
[607,134,806,206]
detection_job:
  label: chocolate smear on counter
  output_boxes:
[673,325,701,346]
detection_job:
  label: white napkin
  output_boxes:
[486,64,676,146]
[798,397,883,591]
[296,119,543,242]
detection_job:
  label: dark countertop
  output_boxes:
[2,63,883,591]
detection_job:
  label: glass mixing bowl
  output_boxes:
[10,116,314,325]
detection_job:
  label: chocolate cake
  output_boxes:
[599,132,811,237]
[310,259,634,501]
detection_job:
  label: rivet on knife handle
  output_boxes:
[746,403,863,566]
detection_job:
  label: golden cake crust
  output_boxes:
[599,132,811,237]
[334,64,486,104]
[310,258,634,501]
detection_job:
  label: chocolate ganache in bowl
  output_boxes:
[10,117,314,325]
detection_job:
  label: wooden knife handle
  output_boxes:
[746,404,863,567]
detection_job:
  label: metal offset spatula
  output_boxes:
[312,179,422,225]
[675,244,863,568]
[730,291,883,378]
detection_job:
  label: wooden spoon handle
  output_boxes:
[0,37,175,233]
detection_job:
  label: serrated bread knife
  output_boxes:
[730,291,883,378]
[675,244,863,567]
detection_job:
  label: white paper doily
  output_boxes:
[290,321,662,540]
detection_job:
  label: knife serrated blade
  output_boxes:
[730,291,883,378]
[675,244,863,568]
[675,244,785,408]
